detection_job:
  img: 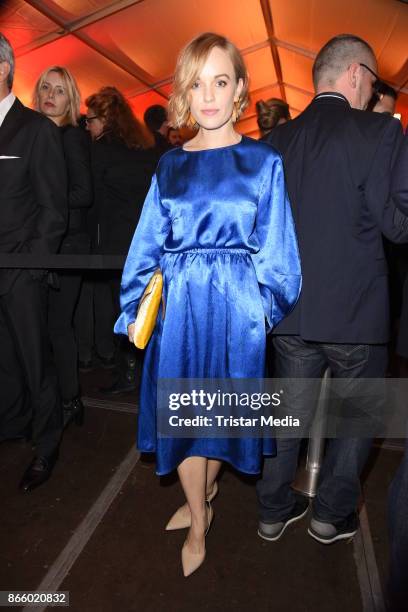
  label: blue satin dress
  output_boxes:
[114,136,301,475]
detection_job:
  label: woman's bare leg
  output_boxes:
[177,456,207,552]
[206,459,222,496]
[168,457,222,529]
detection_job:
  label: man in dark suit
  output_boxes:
[257,34,408,543]
[0,33,67,491]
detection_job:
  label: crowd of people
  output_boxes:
[0,33,189,484]
[0,27,407,607]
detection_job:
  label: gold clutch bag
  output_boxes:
[133,270,164,349]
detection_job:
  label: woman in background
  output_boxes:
[115,33,301,576]
[34,66,92,425]
[167,127,184,146]
[256,97,291,139]
[85,86,156,395]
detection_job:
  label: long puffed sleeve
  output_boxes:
[251,155,302,332]
[114,174,170,335]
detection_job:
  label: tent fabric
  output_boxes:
[0,0,407,134]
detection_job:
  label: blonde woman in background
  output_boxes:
[34,66,92,426]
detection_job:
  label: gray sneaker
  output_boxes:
[308,513,359,544]
[258,497,309,542]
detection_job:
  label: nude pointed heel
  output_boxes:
[181,502,213,577]
[207,480,218,504]
[181,544,206,577]
[165,481,218,531]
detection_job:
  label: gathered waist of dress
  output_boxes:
[163,248,250,256]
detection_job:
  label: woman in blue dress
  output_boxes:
[114,32,301,576]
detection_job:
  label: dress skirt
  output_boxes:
[137,248,275,475]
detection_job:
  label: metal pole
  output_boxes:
[292,368,331,497]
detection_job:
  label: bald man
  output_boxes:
[258,34,407,544]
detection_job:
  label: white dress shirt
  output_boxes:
[0,92,16,127]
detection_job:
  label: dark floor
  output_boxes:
[0,366,403,612]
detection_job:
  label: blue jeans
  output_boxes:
[387,437,408,611]
[257,336,388,523]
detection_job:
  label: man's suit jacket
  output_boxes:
[265,93,407,343]
[392,129,408,215]
[0,98,67,294]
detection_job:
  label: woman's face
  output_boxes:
[168,128,183,146]
[85,107,105,140]
[188,46,243,131]
[38,71,69,125]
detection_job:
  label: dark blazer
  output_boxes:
[392,129,408,215]
[60,125,92,235]
[265,93,408,343]
[152,131,173,159]
[0,98,67,294]
[58,125,92,254]
[394,131,408,356]
[89,133,156,255]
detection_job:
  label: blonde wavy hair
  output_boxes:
[168,32,249,129]
[33,66,81,127]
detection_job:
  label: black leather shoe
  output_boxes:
[19,452,58,493]
[63,397,84,427]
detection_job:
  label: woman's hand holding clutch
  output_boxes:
[128,322,135,343]
[131,270,163,349]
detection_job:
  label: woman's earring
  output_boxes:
[187,113,198,129]
[232,100,240,123]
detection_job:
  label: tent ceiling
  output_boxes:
[0,0,407,135]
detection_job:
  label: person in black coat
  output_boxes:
[34,66,93,425]
[0,34,67,491]
[85,86,156,394]
[386,130,408,612]
[256,34,408,544]
[394,128,408,362]
[144,104,173,159]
